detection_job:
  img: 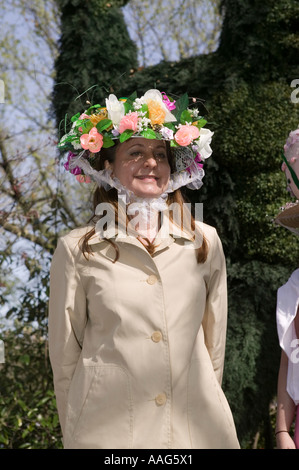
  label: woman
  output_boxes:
[49,89,240,449]
[275,128,299,449]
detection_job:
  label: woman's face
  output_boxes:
[105,138,171,198]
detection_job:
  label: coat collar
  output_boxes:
[87,211,195,253]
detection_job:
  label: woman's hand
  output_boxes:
[276,431,296,449]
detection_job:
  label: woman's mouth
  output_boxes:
[135,175,158,181]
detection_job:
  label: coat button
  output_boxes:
[147,274,157,285]
[155,393,167,406]
[151,331,162,343]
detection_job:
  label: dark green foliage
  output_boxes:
[52,0,138,129]
[218,0,299,80]
[205,81,299,266]
[0,324,62,448]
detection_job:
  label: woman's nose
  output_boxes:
[144,156,158,167]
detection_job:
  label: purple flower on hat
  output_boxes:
[195,153,204,168]
[186,153,203,175]
[64,151,82,175]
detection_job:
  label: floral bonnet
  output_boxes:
[58,89,214,200]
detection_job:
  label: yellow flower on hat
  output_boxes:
[142,89,176,124]
[89,108,108,126]
[147,100,166,126]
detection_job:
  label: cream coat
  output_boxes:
[48,215,239,449]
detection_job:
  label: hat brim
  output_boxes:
[275,203,299,233]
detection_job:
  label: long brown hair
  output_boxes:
[80,140,208,263]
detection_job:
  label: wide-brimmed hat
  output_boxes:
[275,202,299,235]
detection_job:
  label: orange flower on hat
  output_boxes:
[147,99,166,126]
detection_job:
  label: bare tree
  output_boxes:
[123,0,222,66]
[0,0,90,314]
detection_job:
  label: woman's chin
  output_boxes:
[132,190,163,198]
[130,183,165,199]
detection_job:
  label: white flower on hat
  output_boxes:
[194,128,214,160]
[160,126,174,140]
[106,94,125,126]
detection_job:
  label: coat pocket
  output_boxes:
[65,364,134,449]
[187,358,239,449]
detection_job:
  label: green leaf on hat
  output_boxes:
[71,112,80,122]
[172,93,189,122]
[86,104,102,114]
[164,122,176,131]
[80,120,93,134]
[141,128,157,139]
[96,119,112,132]
[102,135,114,148]
[119,129,134,142]
[140,103,149,117]
[58,134,80,151]
[180,109,193,124]
[123,102,134,114]
[194,118,207,129]
[125,91,137,105]
[57,141,72,151]
[123,92,137,114]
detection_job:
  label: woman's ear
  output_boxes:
[104,160,113,173]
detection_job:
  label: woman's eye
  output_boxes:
[130,151,142,157]
[156,153,167,160]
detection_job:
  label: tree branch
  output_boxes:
[0,220,54,252]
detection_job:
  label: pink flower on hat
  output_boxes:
[161,92,176,111]
[175,125,200,147]
[76,174,91,183]
[78,113,91,132]
[80,127,103,153]
[79,113,90,120]
[118,111,139,134]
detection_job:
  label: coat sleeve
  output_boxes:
[201,229,228,385]
[48,236,87,435]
